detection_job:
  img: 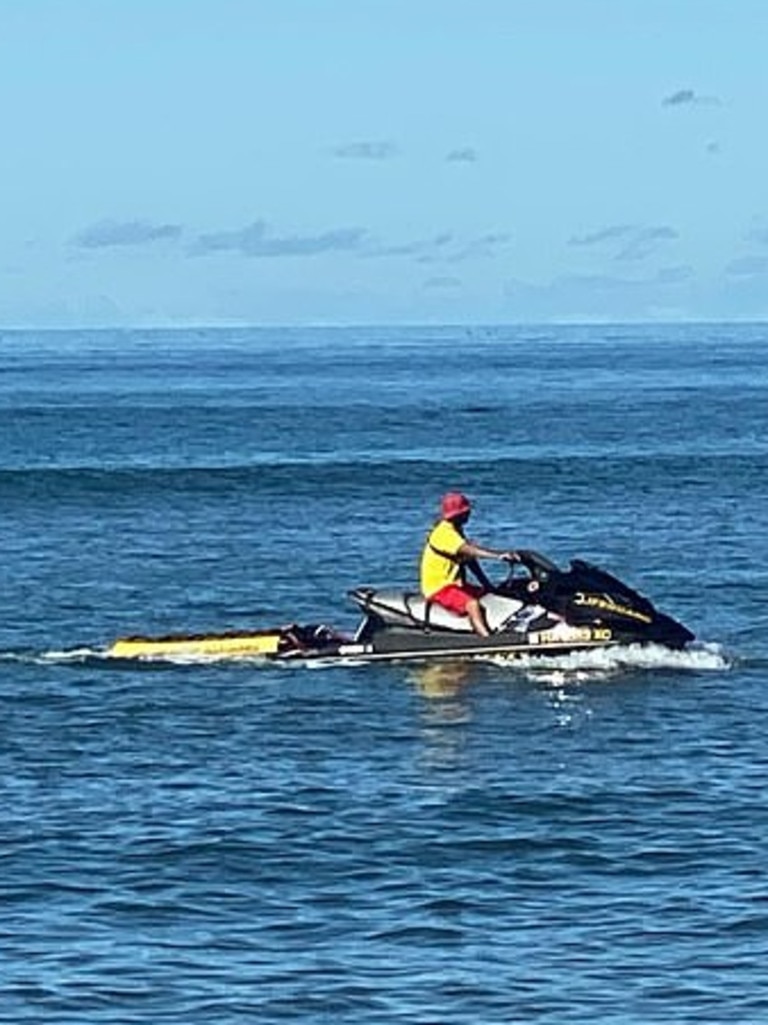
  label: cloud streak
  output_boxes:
[72,219,182,248]
[365,231,511,264]
[366,232,455,261]
[569,225,634,247]
[192,220,368,258]
[726,255,768,278]
[662,88,720,107]
[569,224,678,261]
[70,215,512,269]
[423,275,462,290]
[332,141,398,160]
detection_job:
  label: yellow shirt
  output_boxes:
[420,520,466,597]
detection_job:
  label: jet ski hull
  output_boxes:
[106,619,628,664]
[333,624,619,662]
[106,615,621,663]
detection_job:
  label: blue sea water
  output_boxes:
[1,323,767,1023]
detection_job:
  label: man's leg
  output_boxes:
[466,596,490,637]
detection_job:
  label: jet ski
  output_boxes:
[106,551,693,662]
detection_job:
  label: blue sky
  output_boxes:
[1,0,767,327]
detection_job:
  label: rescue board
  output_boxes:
[107,629,283,660]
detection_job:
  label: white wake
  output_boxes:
[490,641,731,681]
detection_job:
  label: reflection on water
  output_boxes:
[408,661,476,701]
[408,662,476,772]
[410,659,596,751]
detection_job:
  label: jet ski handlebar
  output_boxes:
[508,549,560,582]
[491,550,561,601]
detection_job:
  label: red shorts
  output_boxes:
[430,583,485,615]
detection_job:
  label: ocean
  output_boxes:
[1,323,766,1023]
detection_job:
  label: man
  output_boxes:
[420,492,519,637]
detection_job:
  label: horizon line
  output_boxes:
[1,317,767,334]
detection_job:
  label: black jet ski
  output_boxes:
[107,551,693,662]
[338,550,693,661]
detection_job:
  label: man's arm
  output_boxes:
[459,542,519,590]
[464,557,494,589]
[459,541,519,564]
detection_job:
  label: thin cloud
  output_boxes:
[366,232,455,260]
[450,232,512,262]
[332,141,398,160]
[569,225,635,247]
[72,219,182,248]
[191,220,368,258]
[662,88,720,107]
[616,227,678,262]
[655,265,694,285]
[423,275,462,290]
[446,147,478,163]
[569,224,678,261]
[365,231,511,264]
[726,255,768,278]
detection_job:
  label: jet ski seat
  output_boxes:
[350,587,531,634]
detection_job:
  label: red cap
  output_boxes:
[441,492,472,520]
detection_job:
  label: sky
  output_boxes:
[1,0,768,327]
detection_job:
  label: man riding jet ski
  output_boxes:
[418,491,569,638]
[348,547,693,660]
[335,490,693,660]
[419,491,523,636]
